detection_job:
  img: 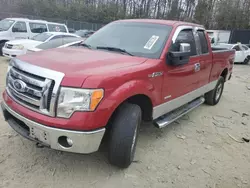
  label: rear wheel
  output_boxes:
[108,103,141,168]
[205,76,225,105]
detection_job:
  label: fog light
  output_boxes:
[58,136,73,148]
[66,137,73,146]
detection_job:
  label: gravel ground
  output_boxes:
[0,56,250,188]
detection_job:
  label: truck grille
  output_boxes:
[6,59,64,117]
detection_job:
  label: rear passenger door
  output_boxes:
[196,29,213,87]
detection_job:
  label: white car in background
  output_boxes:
[27,37,85,53]
[2,32,80,58]
[0,18,69,55]
[212,43,250,64]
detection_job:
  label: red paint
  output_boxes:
[2,20,235,131]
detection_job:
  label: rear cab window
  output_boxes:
[197,30,209,54]
[48,24,67,33]
[29,22,48,33]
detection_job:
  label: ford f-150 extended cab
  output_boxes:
[1,19,235,168]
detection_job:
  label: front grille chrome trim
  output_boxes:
[8,85,41,106]
[10,68,46,88]
[7,59,65,116]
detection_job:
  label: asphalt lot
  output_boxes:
[0,56,250,188]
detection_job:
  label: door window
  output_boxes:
[48,24,67,32]
[29,23,47,33]
[233,45,241,51]
[51,35,63,40]
[171,29,197,56]
[241,45,249,51]
[197,31,209,54]
[12,21,27,33]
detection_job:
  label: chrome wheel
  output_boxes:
[215,83,222,101]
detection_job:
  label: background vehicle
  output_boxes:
[2,32,79,58]
[75,29,95,38]
[207,30,231,44]
[0,18,69,55]
[1,19,234,168]
[27,37,84,52]
[212,43,250,64]
[208,29,250,47]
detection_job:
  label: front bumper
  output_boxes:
[2,47,26,58]
[1,101,105,154]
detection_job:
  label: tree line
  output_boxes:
[1,0,250,30]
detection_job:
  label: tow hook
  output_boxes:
[36,143,44,148]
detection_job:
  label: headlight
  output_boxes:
[57,87,104,118]
[12,44,24,50]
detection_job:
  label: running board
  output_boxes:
[154,97,205,128]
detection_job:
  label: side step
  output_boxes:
[154,97,205,128]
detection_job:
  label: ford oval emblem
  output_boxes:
[13,79,27,93]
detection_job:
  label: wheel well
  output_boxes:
[220,68,228,82]
[0,40,8,44]
[126,94,153,121]
[108,94,153,126]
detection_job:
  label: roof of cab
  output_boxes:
[115,19,204,28]
[5,18,66,25]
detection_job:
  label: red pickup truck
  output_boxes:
[1,19,235,168]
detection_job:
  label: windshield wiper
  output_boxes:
[81,43,92,49]
[96,46,134,56]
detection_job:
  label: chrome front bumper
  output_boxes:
[1,101,105,154]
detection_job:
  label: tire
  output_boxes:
[205,76,225,105]
[108,103,142,168]
[0,42,5,56]
[243,56,250,64]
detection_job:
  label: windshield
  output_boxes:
[83,22,172,58]
[31,32,53,42]
[0,19,15,31]
[36,37,81,50]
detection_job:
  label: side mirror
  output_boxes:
[167,43,191,66]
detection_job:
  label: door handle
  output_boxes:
[194,63,201,72]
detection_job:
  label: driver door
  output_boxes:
[162,28,200,101]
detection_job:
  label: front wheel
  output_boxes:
[108,103,141,168]
[205,76,225,105]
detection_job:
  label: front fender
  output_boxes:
[98,79,159,125]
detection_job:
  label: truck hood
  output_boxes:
[7,39,42,48]
[18,47,148,87]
